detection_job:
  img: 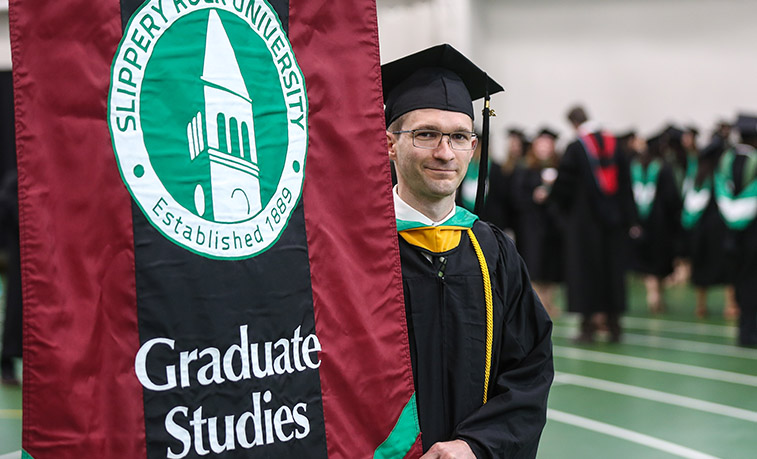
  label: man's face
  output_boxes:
[388,108,476,204]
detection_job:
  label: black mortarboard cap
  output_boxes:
[536,127,559,140]
[648,126,681,157]
[735,113,757,136]
[685,125,699,136]
[700,137,726,160]
[382,44,504,126]
[663,124,684,142]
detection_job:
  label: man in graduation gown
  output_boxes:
[549,106,636,343]
[382,44,554,458]
[715,114,757,347]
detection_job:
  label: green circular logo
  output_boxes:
[109,1,307,259]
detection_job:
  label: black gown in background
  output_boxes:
[509,166,564,282]
[630,163,682,278]
[687,183,730,286]
[399,220,553,457]
[549,134,636,316]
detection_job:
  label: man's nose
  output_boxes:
[433,135,456,160]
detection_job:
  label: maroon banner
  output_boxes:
[290,3,421,457]
[11,0,420,457]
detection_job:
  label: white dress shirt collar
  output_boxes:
[393,186,456,227]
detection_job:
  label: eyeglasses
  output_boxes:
[391,129,478,151]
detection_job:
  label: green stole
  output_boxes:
[631,159,662,220]
[397,206,478,235]
[714,146,757,230]
[681,157,711,229]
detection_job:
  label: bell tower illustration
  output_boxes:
[187,9,262,222]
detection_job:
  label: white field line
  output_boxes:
[557,314,737,338]
[554,373,757,423]
[0,452,20,459]
[548,409,721,459]
[622,317,737,338]
[554,346,757,387]
[551,327,757,360]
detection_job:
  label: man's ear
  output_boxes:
[387,131,397,161]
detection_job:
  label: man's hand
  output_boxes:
[420,440,475,458]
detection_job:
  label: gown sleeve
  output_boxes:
[452,225,554,458]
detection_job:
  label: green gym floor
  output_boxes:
[1,277,755,458]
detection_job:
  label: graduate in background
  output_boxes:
[704,122,741,318]
[628,131,682,313]
[485,128,530,232]
[714,114,757,347]
[550,106,637,343]
[681,136,733,319]
[509,127,564,316]
[664,126,702,286]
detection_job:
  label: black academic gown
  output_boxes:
[630,164,682,278]
[399,220,553,458]
[549,134,635,315]
[688,183,730,287]
[509,166,564,282]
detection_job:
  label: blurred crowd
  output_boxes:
[459,106,757,347]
